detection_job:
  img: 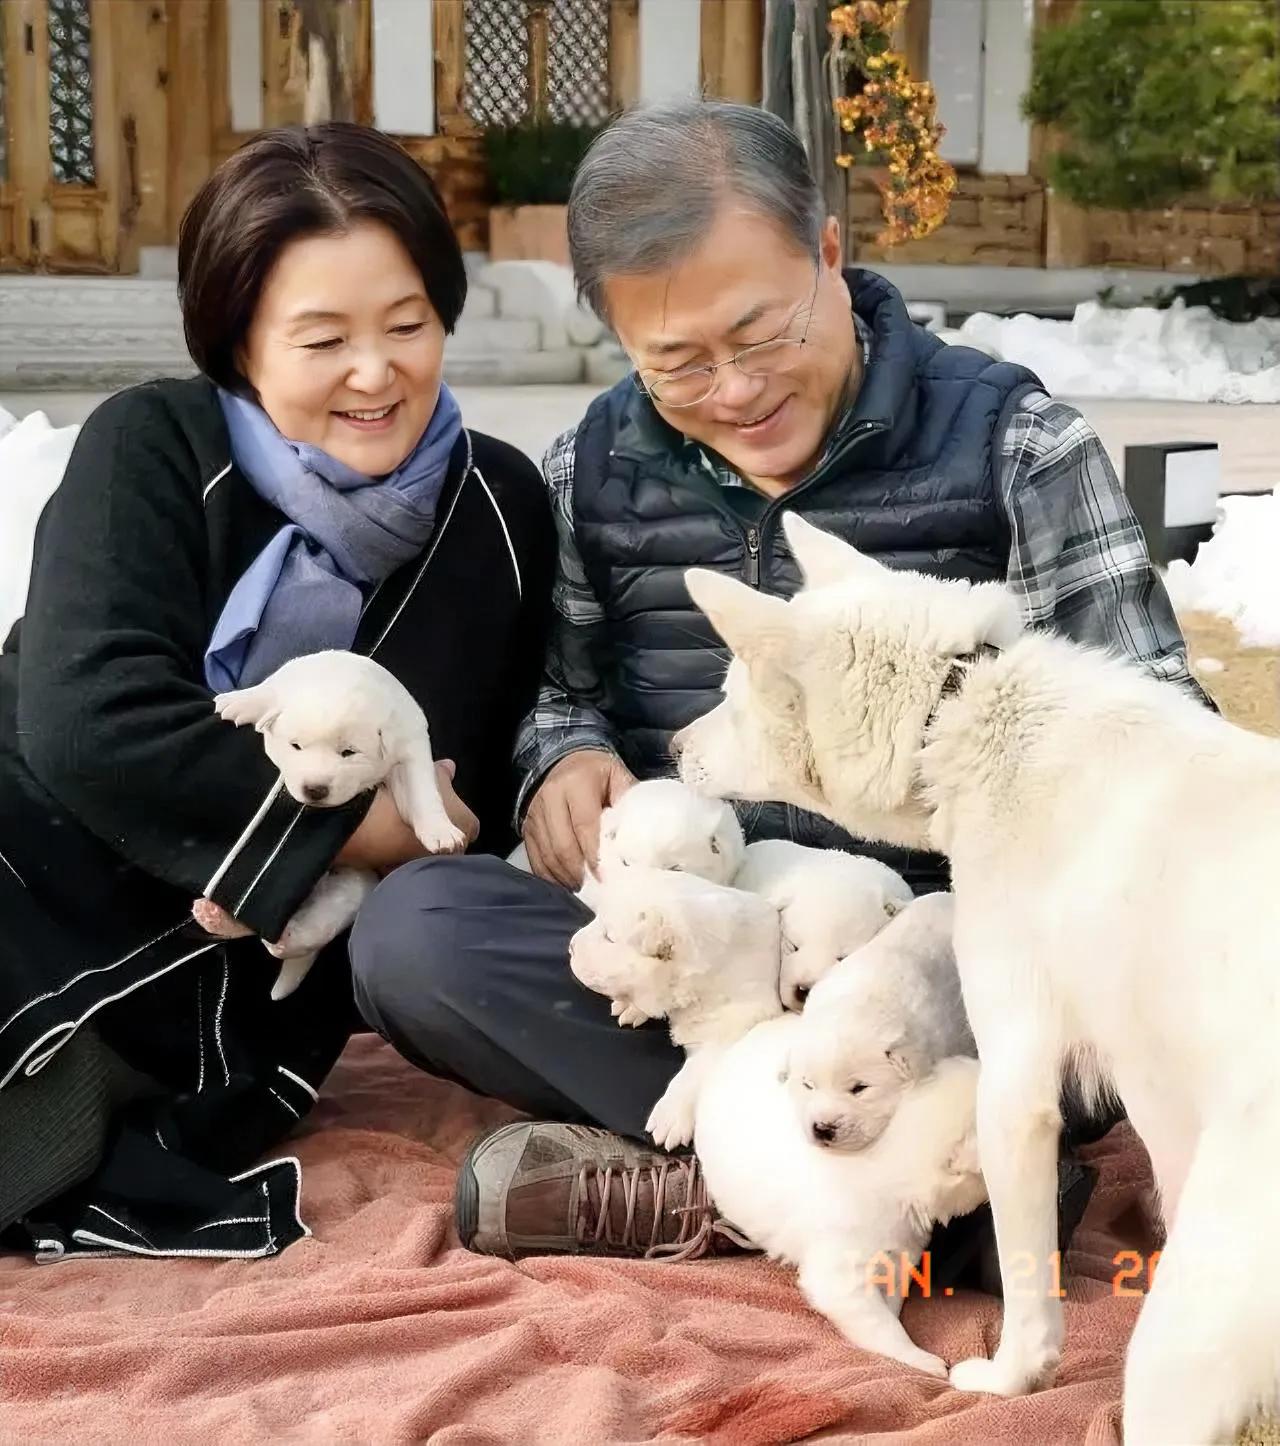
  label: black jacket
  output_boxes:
[0,377,553,1256]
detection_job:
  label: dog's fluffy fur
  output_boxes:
[786,891,975,1150]
[569,866,781,1149]
[204,650,461,999]
[733,839,913,1009]
[697,1024,986,1375]
[677,513,1280,1443]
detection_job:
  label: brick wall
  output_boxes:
[399,136,490,253]
[847,170,1045,267]
[1049,198,1280,276]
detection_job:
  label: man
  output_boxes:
[350,101,1199,1263]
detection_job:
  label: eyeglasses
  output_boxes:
[636,271,821,410]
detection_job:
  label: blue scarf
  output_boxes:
[205,386,463,692]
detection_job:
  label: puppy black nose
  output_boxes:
[302,783,330,804]
[812,1122,836,1144]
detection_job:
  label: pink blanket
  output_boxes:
[0,1037,1157,1443]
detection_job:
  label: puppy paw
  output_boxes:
[646,1090,696,1152]
[949,1352,1053,1397]
[414,814,468,856]
[213,690,261,727]
[611,999,650,1029]
[191,898,255,939]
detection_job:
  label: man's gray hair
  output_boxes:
[568,100,826,319]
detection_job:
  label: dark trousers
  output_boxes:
[350,855,683,1137]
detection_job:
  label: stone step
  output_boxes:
[0,274,502,327]
[0,345,584,391]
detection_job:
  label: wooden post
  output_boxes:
[700,0,763,104]
[528,0,551,124]
[433,0,474,136]
[167,0,215,237]
[296,0,367,124]
[609,0,639,111]
[1034,0,1090,267]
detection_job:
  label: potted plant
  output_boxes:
[482,120,601,266]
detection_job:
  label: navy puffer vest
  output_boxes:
[573,269,1040,890]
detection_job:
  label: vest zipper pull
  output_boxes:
[745,526,761,587]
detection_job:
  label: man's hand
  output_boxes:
[523,749,635,889]
[336,760,478,875]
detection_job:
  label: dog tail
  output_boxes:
[1122,1113,1280,1443]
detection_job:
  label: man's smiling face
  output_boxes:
[603,204,858,495]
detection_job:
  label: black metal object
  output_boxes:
[1124,441,1222,566]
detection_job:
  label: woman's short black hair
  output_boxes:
[178,122,466,393]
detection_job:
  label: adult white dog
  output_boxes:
[197,650,462,998]
[676,512,1280,1444]
[786,891,975,1150]
[570,866,986,1375]
[733,838,913,1009]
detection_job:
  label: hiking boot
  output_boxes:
[455,1121,755,1262]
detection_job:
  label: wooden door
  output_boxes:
[0,0,121,273]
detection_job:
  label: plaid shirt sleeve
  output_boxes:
[512,425,623,822]
[999,390,1208,698]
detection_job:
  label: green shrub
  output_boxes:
[1023,0,1279,210]
[482,121,602,207]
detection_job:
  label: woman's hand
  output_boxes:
[335,759,478,875]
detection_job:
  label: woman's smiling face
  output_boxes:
[238,219,446,475]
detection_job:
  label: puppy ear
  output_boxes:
[684,569,795,664]
[884,1040,925,1083]
[635,907,675,962]
[782,513,887,590]
[254,707,282,736]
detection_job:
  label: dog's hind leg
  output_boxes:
[798,1243,947,1378]
[1122,1116,1280,1446]
[949,1031,1065,1398]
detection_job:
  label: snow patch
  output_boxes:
[1163,490,1280,648]
[951,300,1280,404]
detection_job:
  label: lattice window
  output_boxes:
[0,20,8,184]
[464,0,611,127]
[464,0,530,127]
[48,0,96,186]
[547,0,610,126]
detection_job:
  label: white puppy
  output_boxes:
[786,891,975,1150]
[595,779,745,887]
[574,779,746,1029]
[697,1024,986,1376]
[201,650,462,999]
[677,512,1280,1442]
[733,839,913,1009]
[569,866,781,1149]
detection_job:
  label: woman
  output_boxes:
[0,124,553,1258]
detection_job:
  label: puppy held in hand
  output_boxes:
[196,650,462,1000]
[569,866,782,1149]
[734,839,913,1010]
[581,779,746,1028]
[787,892,975,1151]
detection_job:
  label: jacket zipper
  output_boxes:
[742,418,886,588]
[745,526,761,586]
